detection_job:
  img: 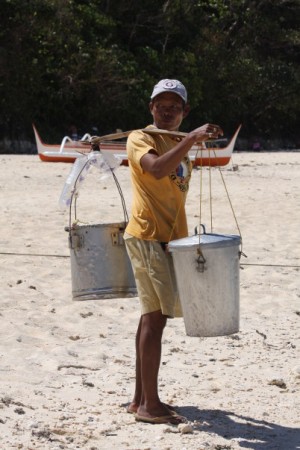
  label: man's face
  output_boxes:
[149,92,189,131]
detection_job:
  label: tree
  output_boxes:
[0,0,299,147]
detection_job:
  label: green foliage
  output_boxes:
[0,0,299,146]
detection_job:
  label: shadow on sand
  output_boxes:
[177,406,300,450]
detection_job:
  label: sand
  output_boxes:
[0,151,299,450]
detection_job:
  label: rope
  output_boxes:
[1,252,299,268]
[240,263,300,268]
[218,156,246,256]
[208,150,213,233]
[69,149,129,230]
[198,147,204,245]
[0,252,69,258]
[111,170,129,223]
[69,157,90,230]
[194,144,243,247]
[219,164,241,234]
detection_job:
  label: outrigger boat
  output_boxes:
[33,124,128,164]
[33,124,241,167]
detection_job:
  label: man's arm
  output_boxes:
[141,123,223,179]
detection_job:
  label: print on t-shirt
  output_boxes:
[169,156,191,192]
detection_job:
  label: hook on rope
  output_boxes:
[239,250,247,260]
[196,248,206,273]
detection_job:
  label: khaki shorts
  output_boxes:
[124,233,182,318]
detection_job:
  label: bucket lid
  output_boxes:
[168,233,241,252]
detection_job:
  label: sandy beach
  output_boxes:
[0,151,299,450]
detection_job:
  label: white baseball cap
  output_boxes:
[150,79,187,103]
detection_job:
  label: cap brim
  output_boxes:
[150,89,186,102]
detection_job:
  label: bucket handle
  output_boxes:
[194,223,207,235]
[67,148,129,233]
[195,223,246,264]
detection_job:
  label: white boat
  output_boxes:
[33,124,128,164]
[33,124,241,167]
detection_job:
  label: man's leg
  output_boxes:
[127,312,167,415]
[136,310,171,418]
[127,317,142,413]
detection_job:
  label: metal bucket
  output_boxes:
[68,221,137,300]
[168,232,240,337]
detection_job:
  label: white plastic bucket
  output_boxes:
[168,233,240,337]
[68,222,137,300]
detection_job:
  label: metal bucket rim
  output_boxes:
[168,233,241,251]
[69,221,127,231]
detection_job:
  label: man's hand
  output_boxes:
[189,123,223,143]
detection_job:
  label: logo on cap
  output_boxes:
[162,80,177,89]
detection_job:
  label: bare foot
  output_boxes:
[126,401,177,415]
[135,412,186,425]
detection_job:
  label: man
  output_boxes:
[124,79,223,424]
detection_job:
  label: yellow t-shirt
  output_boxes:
[126,125,192,242]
